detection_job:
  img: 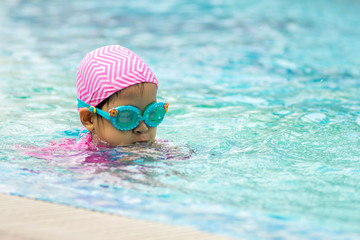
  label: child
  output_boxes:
[76,45,169,147]
[18,45,191,166]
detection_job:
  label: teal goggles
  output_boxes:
[77,98,169,131]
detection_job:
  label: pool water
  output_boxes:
[1,0,360,239]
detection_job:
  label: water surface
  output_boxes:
[1,0,360,239]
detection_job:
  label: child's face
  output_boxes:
[91,83,158,146]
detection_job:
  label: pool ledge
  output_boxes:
[0,193,234,240]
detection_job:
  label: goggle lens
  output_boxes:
[148,107,165,124]
[117,110,138,127]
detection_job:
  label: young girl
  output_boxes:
[76,45,169,147]
[18,45,192,167]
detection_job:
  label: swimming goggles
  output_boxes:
[77,98,169,131]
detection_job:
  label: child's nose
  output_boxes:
[133,121,149,134]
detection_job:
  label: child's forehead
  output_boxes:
[108,83,157,107]
[120,83,156,98]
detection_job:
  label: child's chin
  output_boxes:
[131,140,155,146]
[133,141,151,145]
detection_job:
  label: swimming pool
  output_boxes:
[1,0,360,239]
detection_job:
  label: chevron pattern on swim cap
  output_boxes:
[76,45,158,106]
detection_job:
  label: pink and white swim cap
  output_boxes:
[76,45,158,106]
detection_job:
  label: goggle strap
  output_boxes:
[77,98,111,121]
[77,98,90,108]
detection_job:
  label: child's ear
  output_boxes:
[79,108,95,131]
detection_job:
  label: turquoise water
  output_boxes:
[1,0,360,239]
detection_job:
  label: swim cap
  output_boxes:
[76,45,158,106]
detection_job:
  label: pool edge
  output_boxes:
[0,193,235,240]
